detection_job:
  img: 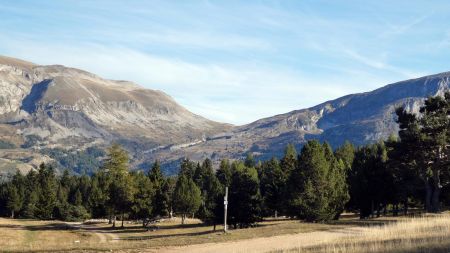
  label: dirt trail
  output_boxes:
[65,222,119,243]
[149,227,364,253]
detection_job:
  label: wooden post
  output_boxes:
[224,186,228,233]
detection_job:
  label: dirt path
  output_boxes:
[148,227,364,253]
[65,222,119,243]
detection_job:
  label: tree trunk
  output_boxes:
[431,169,441,213]
[425,179,432,212]
[371,200,374,218]
[108,215,112,224]
[113,215,116,228]
[11,210,14,219]
[213,223,216,231]
[181,214,185,225]
[121,212,124,228]
[403,199,408,216]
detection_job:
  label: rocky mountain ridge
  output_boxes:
[0,55,449,175]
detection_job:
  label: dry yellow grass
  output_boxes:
[273,214,450,253]
[0,217,340,252]
[0,218,94,252]
[1,214,449,253]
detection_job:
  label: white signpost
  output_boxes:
[224,186,228,232]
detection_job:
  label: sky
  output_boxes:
[0,1,449,125]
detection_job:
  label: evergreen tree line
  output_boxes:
[0,93,449,225]
[0,141,349,227]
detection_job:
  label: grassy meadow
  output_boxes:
[0,217,340,252]
[0,213,449,252]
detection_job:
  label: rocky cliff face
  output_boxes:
[1,55,449,174]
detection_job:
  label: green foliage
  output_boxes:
[40,147,105,175]
[35,164,58,219]
[195,159,222,224]
[5,183,22,218]
[287,140,348,222]
[244,153,256,168]
[216,159,232,187]
[259,158,286,217]
[103,144,135,227]
[281,143,297,174]
[131,172,155,225]
[228,161,262,228]
[55,202,91,222]
[148,161,169,218]
[334,141,355,171]
[179,158,196,178]
[173,175,202,224]
[394,93,450,213]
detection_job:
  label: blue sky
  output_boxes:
[1,1,449,124]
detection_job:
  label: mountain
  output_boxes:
[152,71,450,163]
[0,55,230,175]
[0,55,449,175]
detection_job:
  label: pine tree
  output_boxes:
[259,158,286,217]
[148,161,169,218]
[350,143,392,218]
[288,140,335,221]
[323,142,349,219]
[244,153,256,168]
[216,159,232,187]
[5,184,22,218]
[395,93,450,213]
[180,158,196,179]
[196,159,222,226]
[131,172,155,227]
[281,144,297,174]
[88,171,110,218]
[103,144,135,227]
[334,141,355,171]
[36,163,57,220]
[173,175,201,224]
[228,161,262,228]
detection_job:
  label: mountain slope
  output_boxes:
[1,55,449,174]
[161,71,450,163]
[0,55,231,172]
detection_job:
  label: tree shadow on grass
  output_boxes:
[0,224,24,230]
[119,229,218,241]
[23,223,74,231]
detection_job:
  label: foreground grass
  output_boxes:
[0,219,91,252]
[2,214,449,252]
[271,214,450,253]
[0,217,341,252]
